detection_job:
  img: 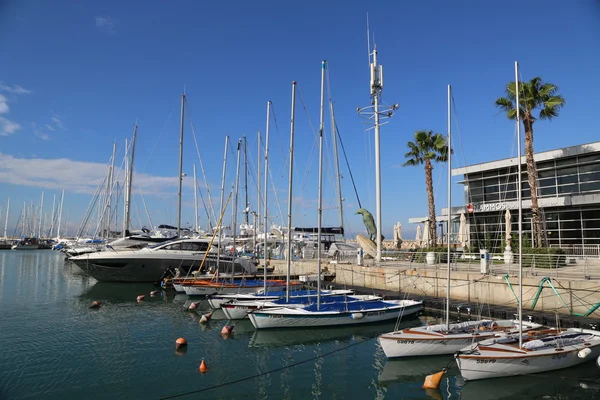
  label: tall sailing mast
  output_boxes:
[263,103,271,293]
[3,198,10,239]
[123,125,137,238]
[329,102,344,237]
[285,81,297,302]
[177,93,185,238]
[316,61,326,309]
[357,38,399,262]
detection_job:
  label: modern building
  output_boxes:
[410,141,600,252]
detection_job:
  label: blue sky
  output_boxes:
[1,0,599,239]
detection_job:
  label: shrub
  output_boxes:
[519,247,566,268]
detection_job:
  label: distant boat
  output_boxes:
[12,237,40,250]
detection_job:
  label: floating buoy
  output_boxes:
[89,301,101,309]
[199,359,208,373]
[422,369,445,389]
[175,337,188,350]
[199,312,213,324]
[137,295,145,301]
[188,301,201,311]
[350,312,364,320]
[578,348,592,359]
[221,325,234,335]
[150,290,159,297]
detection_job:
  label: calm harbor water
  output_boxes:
[1,251,599,399]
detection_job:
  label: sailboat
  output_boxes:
[378,85,541,358]
[453,62,600,381]
[249,60,422,330]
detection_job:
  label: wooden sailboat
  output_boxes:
[453,62,600,381]
[378,85,540,358]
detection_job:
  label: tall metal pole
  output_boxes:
[263,103,271,293]
[193,164,199,233]
[49,195,55,237]
[123,124,137,238]
[38,192,44,238]
[257,131,261,237]
[285,82,297,302]
[177,93,185,238]
[217,136,229,272]
[515,61,524,348]
[372,49,383,262]
[122,138,129,236]
[243,136,249,226]
[317,61,326,309]
[232,139,242,247]
[3,198,9,239]
[329,102,344,237]
[446,84,452,329]
[107,142,116,236]
[57,190,64,240]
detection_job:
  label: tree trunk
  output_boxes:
[523,116,543,248]
[424,159,437,246]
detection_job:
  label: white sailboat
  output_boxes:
[378,85,541,358]
[249,60,422,330]
[453,62,600,381]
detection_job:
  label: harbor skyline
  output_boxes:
[1,0,599,239]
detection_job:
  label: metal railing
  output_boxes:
[549,244,600,259]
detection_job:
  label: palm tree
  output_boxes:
[403,130,450,247]
[496,77,565,248]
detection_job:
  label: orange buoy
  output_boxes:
[175,337,188,350]
[221,325,234,335]
[150,290,159,297]
[422,369,445,389]
[137,295,145,301]
[89,301,101,309]
[199,359,208,373]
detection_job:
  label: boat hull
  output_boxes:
[455,329,600,381]
[248,301,423,329]
[71,257,188,283]
[378,320,542,358]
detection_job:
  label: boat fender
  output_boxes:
[578,348,592,359]
[350,313,364,320]
[596,355,600,367]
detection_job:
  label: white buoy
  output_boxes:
[350,313,364,320]
[578,348,592,359]
[596,354,600,367]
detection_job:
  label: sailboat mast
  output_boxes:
[177,93,185,238]
[244,136,249,226]
[446,85,452,329]
[3,198,9,239]
[49,195,55,237]
[123,124,137,238]
[317,61,327,309]
[193,164,199,233]
[285,81,297,302]
[57,189,64,240]
[263,102,271,293]
[217,136,229,271]
[232,138,242,258]
[515,61,524,347]
[38,192,44,238]
[257,131,261,239]
[107,142,116,237]
[329,102,344,237]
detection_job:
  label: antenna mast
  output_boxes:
[357,28,399,262]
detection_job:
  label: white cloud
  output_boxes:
[50,115,65,130]
[0,117,21,136]
[45,124,55,131]
[95,16,118,35]
[0,82,32,95]
[0,94,9,114]
[0,152,197,195]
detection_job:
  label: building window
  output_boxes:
[580,181,600,192]
[558,183,579,194]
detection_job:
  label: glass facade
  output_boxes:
[459,149,600,250]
